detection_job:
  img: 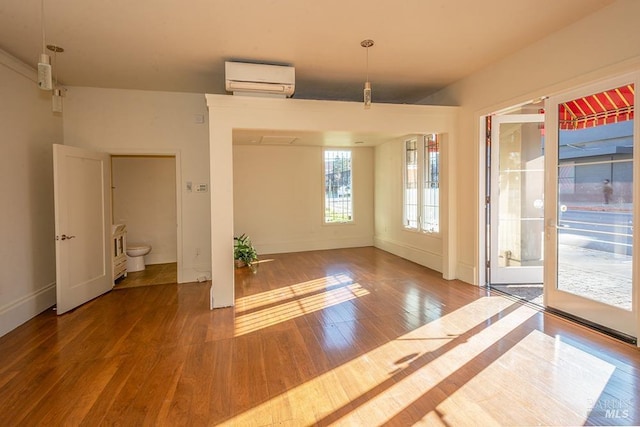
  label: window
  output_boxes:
[404,139,419,229]
[324,150,353,223]
[423,134,440,232]
[403,134,439,232]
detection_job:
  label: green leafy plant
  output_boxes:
[234,234,258,272]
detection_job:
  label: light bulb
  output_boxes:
[38,53,52,90]
[364,81,372,109]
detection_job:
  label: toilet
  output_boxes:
[126,243,152,272]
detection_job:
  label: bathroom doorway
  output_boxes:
[111,155,178,288]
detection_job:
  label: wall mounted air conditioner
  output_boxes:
[225,61,295,98]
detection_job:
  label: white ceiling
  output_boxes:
[0,0,613,104]
[233,128,408,147]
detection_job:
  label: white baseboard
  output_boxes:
[145,254,177,265]
[0,282,56,338]
[256,236,374,256]
[179,267,211,284]
[456,262,476,285]
[374,236,442,272]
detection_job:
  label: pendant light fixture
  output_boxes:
[360,39,374,109]
[52,88,63,113]
[37,0,52,90]
[48,44,64,113]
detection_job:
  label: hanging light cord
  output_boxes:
[53,48,58,88]
[41,0,46,53]
[366,45,369,82]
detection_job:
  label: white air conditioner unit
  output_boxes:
[225,61,295,98]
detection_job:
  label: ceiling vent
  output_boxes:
[260,135,298,145]
[225,61,295,98]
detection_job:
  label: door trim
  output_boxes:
[107,149,183,284]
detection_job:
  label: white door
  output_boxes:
[545,73,638,338]
[490,114,545,284]
[53,144,113,314]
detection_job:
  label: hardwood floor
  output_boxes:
[1,247,639,426]
[114,262,178,290]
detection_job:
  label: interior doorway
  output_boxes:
[111,155,178,288]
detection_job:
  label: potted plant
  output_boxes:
[234,234,258,272]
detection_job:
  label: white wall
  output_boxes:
[63,87,211,283]
[207,94,458,308]
[233,144,374,254]
[424,0,640,284]
[374,137,443,272]
[112,156,177,264]
[0,51,63,337]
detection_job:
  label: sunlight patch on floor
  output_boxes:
[224,296,520,425]
[332,301,539,425]
[234,276,369,337]
[439,330,615,426]
[230,291,615,425]
[235,274,354,314]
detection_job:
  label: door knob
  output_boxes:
[59,234,76,240]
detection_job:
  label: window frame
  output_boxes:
[403,137,420,230]
[323,148,354,225]
[403,134,440,234]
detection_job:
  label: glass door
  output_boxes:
[545,74,638,338]
[490,114,545,284]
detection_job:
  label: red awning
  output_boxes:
[559,84,634,130]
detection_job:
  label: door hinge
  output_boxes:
[486,260,490,268]
[485,196,490,204]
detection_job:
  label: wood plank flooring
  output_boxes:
[1,247,639,426]
[114,262,177,290]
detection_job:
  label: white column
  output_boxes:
[207,103,235,308]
